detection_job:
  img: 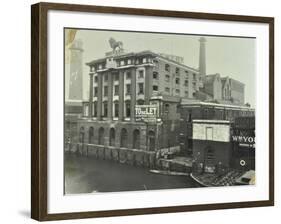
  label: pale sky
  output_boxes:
[66,29,256,107]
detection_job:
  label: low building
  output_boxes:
[179,101,255,154]
[65,100,83,152]
[192,120,232,174]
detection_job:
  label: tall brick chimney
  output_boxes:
[199,37,206,77]
[68,39,84,100]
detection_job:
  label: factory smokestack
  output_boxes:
[199,37,206,77]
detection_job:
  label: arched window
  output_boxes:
[120,128,128,148]
[164,103,170,113]
[79,127,85,143]
[133,129,140,149]
[148,130,155,151]
[109,128,115,146]
[98,127,104,145]
[88,127,94,144]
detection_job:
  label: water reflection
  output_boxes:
[64,154,200,194]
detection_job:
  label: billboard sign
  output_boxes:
[231,135,255,148]
[135,105,157,123]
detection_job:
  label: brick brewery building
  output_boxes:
[73,37,255,169]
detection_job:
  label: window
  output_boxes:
[175,78,180,85]
[126,71,131,79]
[142,58,147,63]
[126,84,131,94]
[114,101,119,117]
[93,101,97,117]
[175,67,180,74]
[185,70,189,76]
[88,127,94,144]
[120,128,128,148]
[153,72,158,79]
[165,103,170,112]
[175,89,180,94]
[176,104,180,113]
[98,127,104,145]
[133,129,140,149]
[193,73,197,80]
[127,59,132,65]
[137,99,144,105]
[79,127,85,143]
[153,59,159,68]
[104,86,108,96]
[94,76,98,83]
[125,101,131,117]
[193,82,196,88]
[120,60,125,66]
[94,87,98,96]
[184,79,189,86]
[114,73,119,81]
[165,87,170,93]
[185,91,189,96]
[188,111,192,122]
[165,74,170,82]
[109,128,115,146]
[103,102,108,117]
[98,64,102,70]
[114,85,119,95]
[138,83,144,94]
[138,70,144,78]
[153,85,158,91]
[165,64,170,72]
[104,74,108,82]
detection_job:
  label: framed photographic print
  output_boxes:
[31,2,274,221]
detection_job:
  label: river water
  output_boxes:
[64,154,200,194]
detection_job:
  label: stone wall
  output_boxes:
[75,143,157,168]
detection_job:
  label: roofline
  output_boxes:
[181,101,255,110]
[85,50,199,72]
[192,119,231,124]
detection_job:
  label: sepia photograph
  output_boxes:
[64,28,256,194]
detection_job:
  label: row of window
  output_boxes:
[94,82,146,97]
[88,99,146,118]
[93,71,197,86]
[94,83,195,97]
[164,64,197,78]
[117,57,152,67]
[90,57,152,72]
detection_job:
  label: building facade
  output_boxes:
[192,120,232,174]
[74,37,253,164]
[179,101,255,154]
[231,116,255,171]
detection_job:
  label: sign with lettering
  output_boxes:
[231,135,255,148]
[135,105,157,123]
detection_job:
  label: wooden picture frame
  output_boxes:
[31,2,274,221]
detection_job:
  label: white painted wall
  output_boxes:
[193,121,230,142]
[0,0,280,224]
